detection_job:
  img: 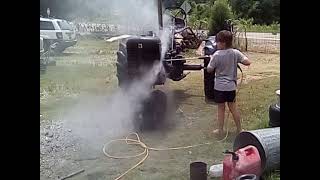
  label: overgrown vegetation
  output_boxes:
[188,3,210,29]
[245,22,280,33]
[234,18,279,33]
[186,0,280,33]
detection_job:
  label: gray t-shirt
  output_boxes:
[208,48,246,91]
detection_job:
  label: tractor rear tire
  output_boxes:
[138,90,167,131]
[203,57,215,102]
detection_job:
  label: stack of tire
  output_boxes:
[269,90,280,127]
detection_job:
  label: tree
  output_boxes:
[230,0,254,19]
[208,0,233,35]
[234,18,253,51]
[249,0,273,24]
[272,0,280,23]
[230,0,280,25]
[188,3,211,29]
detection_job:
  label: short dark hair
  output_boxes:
[216,30,233,48]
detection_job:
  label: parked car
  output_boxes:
[40,17,77,53]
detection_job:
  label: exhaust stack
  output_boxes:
[158,0,163,30]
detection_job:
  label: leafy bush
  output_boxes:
[208,0,233,35]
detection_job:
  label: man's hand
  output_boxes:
[201,64,208,70]
[242,57,251,66]
[206,66,214,73]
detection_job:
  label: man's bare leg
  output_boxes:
[213,103,225,136]
[227,102,242,134]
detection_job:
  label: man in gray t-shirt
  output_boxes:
[208,48,247,91]
[206,30,251,137]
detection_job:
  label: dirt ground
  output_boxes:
[40,39,279,180]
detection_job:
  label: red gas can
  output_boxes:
[222,145,261,180]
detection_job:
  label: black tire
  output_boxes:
[43,39,51,52]
[203,57,215,102]
[269,104,280,127]
[138,90,167,131]
[116,42,129,88]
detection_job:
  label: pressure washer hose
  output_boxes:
[103,66,245,180]
[103,133,212,180]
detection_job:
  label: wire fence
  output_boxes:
[71,22,280,54]
[234,32,280,54]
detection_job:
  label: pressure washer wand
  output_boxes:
[163,56,210,62]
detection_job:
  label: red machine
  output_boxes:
[223,145,261,180]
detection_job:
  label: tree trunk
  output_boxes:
[244,28,248,51]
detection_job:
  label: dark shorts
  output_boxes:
[213,89,236,103]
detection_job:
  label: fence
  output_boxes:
[234,32,280,54]
[73,22,158,39]
[72,22,280,54]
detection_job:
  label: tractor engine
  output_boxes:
[116,36,166,88]
[126,37,165,84]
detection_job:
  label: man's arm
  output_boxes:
[241,56,251,66]
[207,66,215,73]
[236,50,251,66]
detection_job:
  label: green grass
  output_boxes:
[263,170,280,180]
[237,77,280,130]
[245,24,280,34]
[40,39,118,121]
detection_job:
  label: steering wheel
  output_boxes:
[164,7,187,20]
